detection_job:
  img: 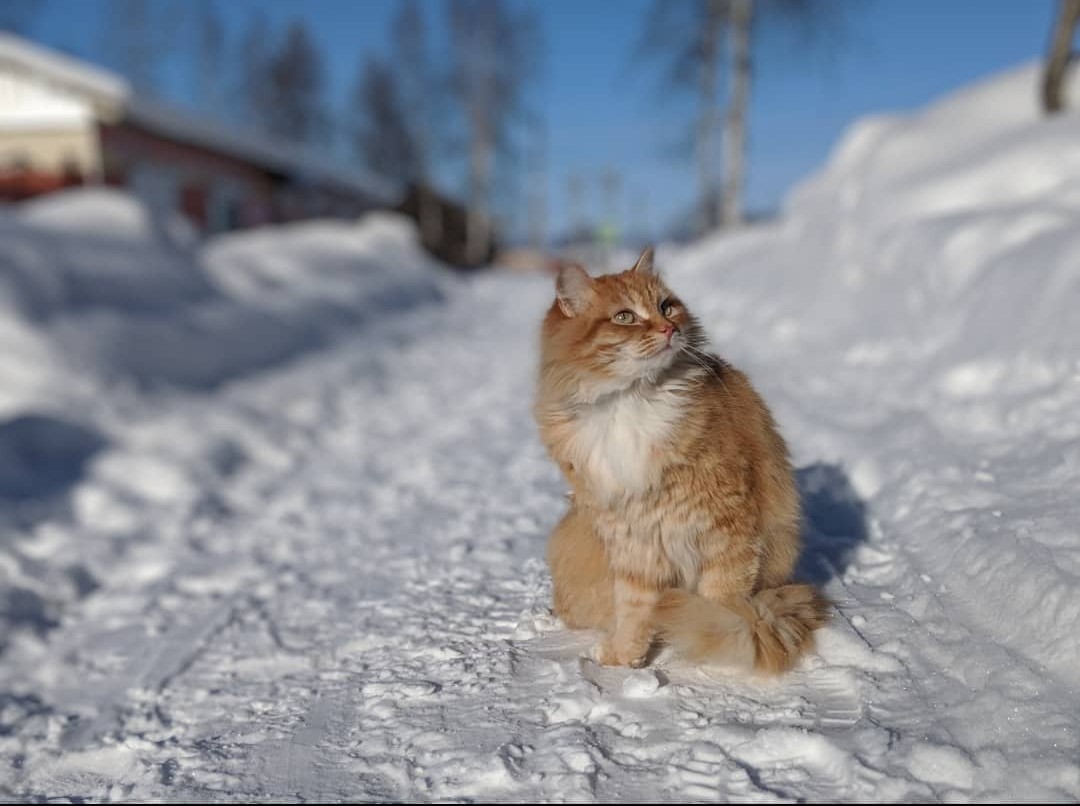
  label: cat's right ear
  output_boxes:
[631,245,657,275]
[555,263,594,317]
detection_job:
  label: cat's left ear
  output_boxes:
[555,263,594,317]
[631,245,657,275]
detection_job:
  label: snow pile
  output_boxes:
[792,62,1080,228]
[0,189,445,403]
[204,213,443,328]
[665,62,1080,685]
[0,187,447,521]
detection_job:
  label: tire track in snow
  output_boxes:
[59,595,240,751]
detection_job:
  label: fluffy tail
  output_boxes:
[654,584,830,674]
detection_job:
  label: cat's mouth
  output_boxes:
[641,342,679,368]
[649,333,681,357]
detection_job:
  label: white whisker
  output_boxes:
[680,343,730,395]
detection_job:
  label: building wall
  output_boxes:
[0,126,100,177]
[99,122,278,232]
[0,62,103,179]
[100,123,385,231]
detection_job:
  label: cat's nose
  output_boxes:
[660,323,675,339]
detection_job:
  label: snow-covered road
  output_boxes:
[3,63,1080,802]
[1,268,1075,801]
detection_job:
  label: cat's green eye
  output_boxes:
[612,310,637,325]
[660,298,677,317]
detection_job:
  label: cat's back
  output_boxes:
[677,355,796,507]
[679,356,776,440]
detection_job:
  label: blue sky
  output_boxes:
[26,0,1061,240]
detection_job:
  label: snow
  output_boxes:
[0,31,127,109]
[0,188,444,405]
[2,64,1080,802]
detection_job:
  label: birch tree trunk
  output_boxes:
[394,0,442,246]
[1042,0,1080,114]
[697,0,724,236]
[467,113,492,265]
[722,0,753,229]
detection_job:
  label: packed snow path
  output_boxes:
[1,269,1077,802]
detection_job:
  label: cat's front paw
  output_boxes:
[594,638,649,668]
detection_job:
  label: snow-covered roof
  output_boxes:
[0,31,128,109]
[0,32,398,203]
[124,96,399,201]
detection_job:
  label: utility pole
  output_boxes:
[528,116,548,251]
[599,168,622,269]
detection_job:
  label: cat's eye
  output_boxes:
[612,310,637,325]
[660,298,678,317]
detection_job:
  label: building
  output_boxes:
[0,33,398,233]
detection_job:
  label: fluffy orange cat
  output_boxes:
[535,247,828,673]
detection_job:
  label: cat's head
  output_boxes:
[540,247,704,400]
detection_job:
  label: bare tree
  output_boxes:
[566,173,586,242]
[262,21,330,146]
[526,114,548,251]
[100,0,172,94]
[722,0,751,229]
[637,0,842,233]
[1043,0,1080,114]
[349,56,419,182]
[235,11,273,130]
[391,0,443,243]
[702,2,728,232]
[599,168,623,269]
[636,0,726,236]
[193,0,226,119]
[447,0,539,265]
[723,0,842,227]
[0,0,46,34]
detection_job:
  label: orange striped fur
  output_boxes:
[536,247,829,674]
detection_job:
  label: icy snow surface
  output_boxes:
[1,64,1079,802]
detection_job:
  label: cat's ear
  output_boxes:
[631,245,657,275]
[555,263,594,317]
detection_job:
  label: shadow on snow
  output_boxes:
[795,462,869,587]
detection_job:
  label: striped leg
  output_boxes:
[595,574,661,667]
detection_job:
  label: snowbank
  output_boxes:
[665,63,1080,685]
[0,189,445,404]
[204,213,444,327]
[0,188,447,511]
[790,62,1080,226]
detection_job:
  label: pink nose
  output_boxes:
[660,324,675,339]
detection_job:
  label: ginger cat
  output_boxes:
[535,247,828,673]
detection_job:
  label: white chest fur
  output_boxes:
[565,385,686,502]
